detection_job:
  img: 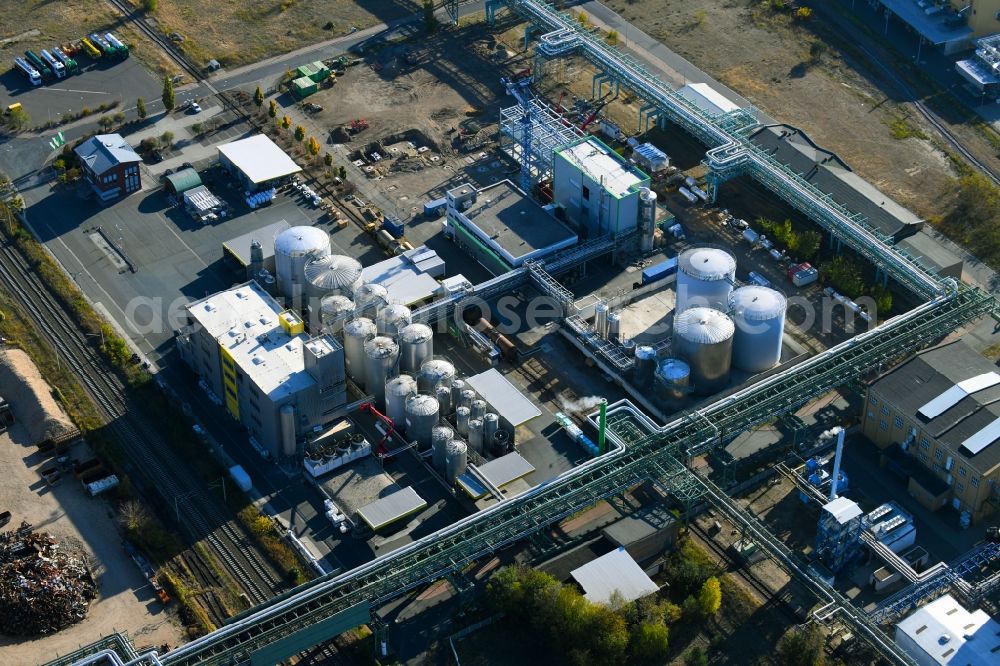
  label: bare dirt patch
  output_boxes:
[600,0,957,219]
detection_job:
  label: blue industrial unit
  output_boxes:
[641,257,678,285]
[815,496,863,574]
[382,217,405,238]
[423,197,447,217]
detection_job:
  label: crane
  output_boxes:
[358,402,395,456]
[580,91,615,132]
[501,75,536,195]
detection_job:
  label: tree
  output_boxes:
[268,100,278,118]
[423,0,438,33]
[294,125,306,141]
[681,595,700,619]
[822,255,864,298]
[777,624,826,666]
[684,647,709,666]
[280,115,292,130]
[606,30,619,46]
[7,105,30,131]
[578,11,589,25]
[253,86,265,107]
[98,115,114,131]
[795,7,813,19]
[160,130,174,147]
[118,500,150,534]
[112,111,125,125]
[338,165,347,180]
[798,229,822,261]
[136,97,147,120]
[324,153,333,167]
[698,576,722,616]
[307,137,321,156]
[142,0,157,11]
[161,75,175,112]
[630,622,669,664]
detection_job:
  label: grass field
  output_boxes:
[138,0,413,68]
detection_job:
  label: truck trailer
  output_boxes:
[80,37,101,59]
[39,50,66,79]
[24,50,52,78]
[14,57,41,86]
[104,32,129,58]
[51,47,79,73]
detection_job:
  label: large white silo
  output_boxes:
[728,286,786,373]
[676,247,736,313]
[672,306,734,395]
[274,226,332,300]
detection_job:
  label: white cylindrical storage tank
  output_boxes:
[343,318,377,387]
[376,304,412,337]
[634,345,657,387]
[320,295,355,333]
[594,302,610,339]
[436,385,452,416]
[417,359,457,395]
[483,413,499,446]
[673,307,735,395]
[364,336,400,408]
[728,286,786,373]
[470,399,487,422]
[274,226,332,300]
[304,254,363,300]
[450,380,467,408]
[459,389,476,410]
[468,418,484,454]
[654,358,691,402]
[385,374,417,428]
[353,283,389,319]
[405,394,439,451]
[399,323,434,374]
[432,425,453,470]
[455,406,471,436]
[279,404,296,457]
[639,188,657,253]
[676,247,736,313]
[445,440,468,484]
[607,312,621,343]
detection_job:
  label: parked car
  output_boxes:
[189,102,202,114]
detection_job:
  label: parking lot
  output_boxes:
[1,56,160,127]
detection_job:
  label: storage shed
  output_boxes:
[164,167,202,195]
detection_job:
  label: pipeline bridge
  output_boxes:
[48,282,995,666]
[489,0,944,300]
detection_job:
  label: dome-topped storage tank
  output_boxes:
[399,323,434,374]
[673,306,734,395]
[353,283,389,319]
[385,374,417,427]
[274,226,331,300]
[634,345,657,388]
[304,255,363,299]
[728,286,786,373]
[654,358,691,402]
[405,394,439,451]
[676,247,736,313]
[319,295,355,333]
[364,335,399,407]
[418,358,456,394]
[343,317,376,387]
[376,303,412,338]
[445,440,468,484]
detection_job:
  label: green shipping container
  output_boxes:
[308,61,330,82]
[291,76,317,98]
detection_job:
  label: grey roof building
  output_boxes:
[74,134,142,202]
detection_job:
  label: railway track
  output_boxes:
[0,236,284,607]
[688,520,802,625]
[176,552,230,627]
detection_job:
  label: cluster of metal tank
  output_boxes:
[676,247,736,313]
[274,226,332,300]
[304,255,363,300]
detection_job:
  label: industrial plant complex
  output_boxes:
[2,1,1000,666]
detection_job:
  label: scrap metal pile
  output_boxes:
[0,521,96,635]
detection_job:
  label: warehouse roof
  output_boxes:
[75,134,141,176]
[361,246,444,306]
[218,134,302,184]
[165,167,203,195]
[896,231,963,279]
[869,340,1000,475]
[454,180,578,266]
[750,124,922,239]
[185,281,317,399]
[466,369,542,428]
[556,137,648,198]
[877,0,972,47]
[222,219,290,268]
[570,547,658,605]
[895,594,999,665]
[356,487,427,531]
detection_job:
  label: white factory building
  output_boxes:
[176,281,347,458]
[218,134,302,191]
[895,594,1000,666]
[552,137,650,239]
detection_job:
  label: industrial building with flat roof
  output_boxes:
[446,180,577,274]
[176,281,347,457]
[894,593,1000,665]
[552,137,650,239]
[218,134,302,190]
[361,246,446,305]
[862,340,1000,522]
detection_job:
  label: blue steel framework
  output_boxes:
[48,2,1000,664]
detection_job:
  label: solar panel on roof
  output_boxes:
[960,416,1000,455]
[917,372,1000,419]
